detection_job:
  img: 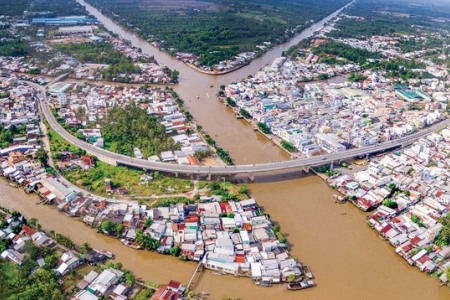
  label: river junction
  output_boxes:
[1,0,450,298]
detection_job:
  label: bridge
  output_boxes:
[31,81,450,176]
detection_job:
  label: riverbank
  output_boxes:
[186,61,250,76]
[22,0,450,298]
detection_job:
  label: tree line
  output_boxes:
[85,0,349,65]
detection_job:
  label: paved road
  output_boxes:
[31,82,450,175]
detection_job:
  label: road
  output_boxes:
[31,81,450,175]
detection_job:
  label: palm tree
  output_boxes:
[49,230,55,238]
[81,242,92,254]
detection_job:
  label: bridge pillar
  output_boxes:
[207,174,211,181]
[248,173,255,182]
[174,172,179,177]
[303,166,310,173]
[329,161,334,172]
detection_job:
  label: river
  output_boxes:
[1,0,449,299]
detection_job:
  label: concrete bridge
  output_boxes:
[32,81,450,178]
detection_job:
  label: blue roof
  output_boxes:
[31,16,94,25]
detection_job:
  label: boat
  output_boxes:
[235,113,243,119]
[286,280,315,291]
[255,281,272,287]
[200,291,210,295]
[253,126,258,131]
[120,239,143,250]
[302,265,314,279]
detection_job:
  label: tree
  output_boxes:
[114,224,125,237]
[382,198,398,209]
[100,220,113,234]
[125,272,135,285]
[80,242,92,254]
[403,190,410,197]
[388,183,396,190]
[318,73,329,80]
[169,246,181,257]
[144,217,153,228]
[28,218,38,229]
[238,185,248,194]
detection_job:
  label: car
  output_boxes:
[322,157,326,160]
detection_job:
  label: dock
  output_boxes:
[185,259,204,293]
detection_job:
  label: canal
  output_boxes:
[0,0,449,298]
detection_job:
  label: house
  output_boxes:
[150,282,183,300]
[74,290,98,300]
[57,251,81,275]
[87,268,124,295]
[40,177,77,202]
[77,270,99,290]
[1,249,24,265]
[110,283,131,300]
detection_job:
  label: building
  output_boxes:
[59,26,93,35]
[315,133,346,153]
[87,268,124,295]
[31,16,94,26]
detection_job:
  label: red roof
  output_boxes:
[168,280,181,290]
[417,254,430,264]
[235,254,245,263]
[380,225,392,234]
[411,236,422,245]
[22,225,37,237]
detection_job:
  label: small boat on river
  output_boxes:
[120,239,143,250]
[286,280,315,291]
[255,281,272,287]
[302,265,314,279]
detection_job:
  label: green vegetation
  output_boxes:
[0,39,28,57]
[99,219,125,237]
[372,59,434,80]
[52,42,149,82]
[281,140,296,152]
[434,214,450,246]
[101,102,180,157]
[207,181,248,201]
[0,229,64,300]
[226,97,237,107]
[64,162,193,197]
[314,164,331,173]
[348,73,368,82]
[382,198,398,209]
[318,73,329,80]
[134,288,155,300]
[313,40,382,65]
[135,229,160,251]
[411,214,426,228]
[48,127,86,156]
[328,0,450,40]
[86,0,350,65]
[240,108,252,119]
[150,197,194,208]
[0,124,27,148]
[272,222,287,244]
[201,133,234,165]
[257,122,271,134]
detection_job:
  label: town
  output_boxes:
[2,0,450,299]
